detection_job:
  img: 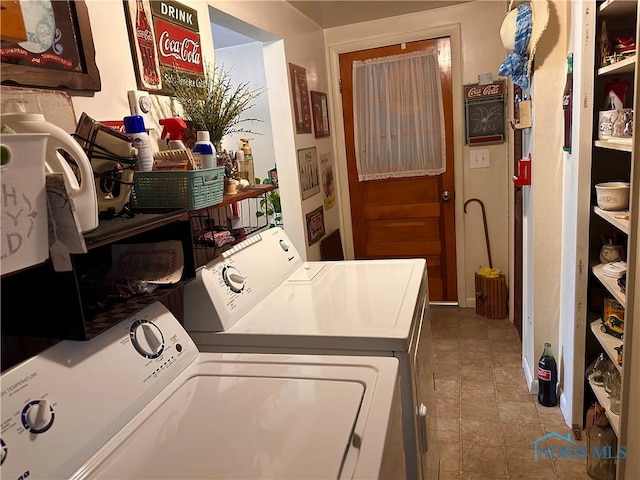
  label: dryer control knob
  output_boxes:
[130,320,165,359]
[0,438,6,465]
[279,239,290,252]
[222,266,245,293]
[22,399,54,433]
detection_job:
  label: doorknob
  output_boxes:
[441,190,451,201]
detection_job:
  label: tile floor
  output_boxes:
[430,306,590,480]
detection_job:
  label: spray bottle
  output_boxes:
[239,138,255,185]
[159,117,187,150]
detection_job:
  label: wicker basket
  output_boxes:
[475,273,508,319]
[131,167,224,210]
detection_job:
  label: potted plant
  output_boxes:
[255,178,282,227]
[165,62,264,155]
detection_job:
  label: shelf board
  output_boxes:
[590,319,623,373]
[218,184,276,208]
[592,264,626,308]
[588,380,621,437]
[84,209,186,250]
[597,55,636,76]
[593,206,630,234]
[599,0,638,17]
[594,139,633,152]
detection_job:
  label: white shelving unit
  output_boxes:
[579,1,638,477]
[593,206,630,234]
[592,264,626,307]
[588,379,621,437]
[590,319,623,374]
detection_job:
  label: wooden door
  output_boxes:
[339,37,456,302]
[513,86,523,339]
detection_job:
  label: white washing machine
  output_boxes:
[0,302,404,479]
[183,227,436,480]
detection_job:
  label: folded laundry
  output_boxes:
[198,230,236,248]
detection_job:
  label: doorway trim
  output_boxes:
[326,24,467,306]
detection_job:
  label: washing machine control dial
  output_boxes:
[0,438,6,465]
[21,399,54,433]
[130,320,164,359]
[279,239,290,252]
[222,265,245,293]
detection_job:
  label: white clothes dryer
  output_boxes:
[183,227,437,480]
[0,302,404,479]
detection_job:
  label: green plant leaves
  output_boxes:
[165,62,265,144]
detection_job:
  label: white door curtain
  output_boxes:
[352,48,446,182]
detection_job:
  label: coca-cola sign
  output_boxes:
[464,82,505,100]
[463,80,506,145]
[151,1,199,32]
[154,18,203,74]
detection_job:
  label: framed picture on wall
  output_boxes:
[463,81,506,145]
[0,0,101,91]
[311,91,330,138]
[268,167,279,188]
[297,147,320,200]
[289,63,312,134]
[306,206,325,246]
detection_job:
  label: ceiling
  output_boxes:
[285,1,475,28]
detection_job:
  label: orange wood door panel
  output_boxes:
[339,37,456,301]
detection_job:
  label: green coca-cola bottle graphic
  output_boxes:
[537,342,558,407]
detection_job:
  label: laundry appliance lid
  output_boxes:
[190,259,426,351]
[1,303,397,480]
[84,370,365,479]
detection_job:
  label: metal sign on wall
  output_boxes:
[124,0,205,94]
[463,81,506,145]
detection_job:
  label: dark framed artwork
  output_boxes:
[0,0,101,91]
[311,91,330,138]
[463,81,506,145]
[288,63,312,134]
[306,206,325,246]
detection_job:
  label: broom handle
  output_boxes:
[463,198,493,269]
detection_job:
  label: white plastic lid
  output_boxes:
[196,131,210,142]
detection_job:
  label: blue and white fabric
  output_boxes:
[498,3,533,90]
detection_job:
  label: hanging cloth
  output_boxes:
[498,3,533,90]
[352,48,446,182]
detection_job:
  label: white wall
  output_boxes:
[520,0,570,417]
[72,1,214,143]
[324,1,510,307]
[208,1,341,260]
[213,41,277,181]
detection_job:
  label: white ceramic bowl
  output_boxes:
[595,182,630,211]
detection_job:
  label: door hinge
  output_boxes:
[339,78,343,94]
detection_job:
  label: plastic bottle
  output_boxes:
[240,138,255,185]
[159,117,187,150]
[537,343,558,407]
[124,115,154,172]
[192,131,216,171]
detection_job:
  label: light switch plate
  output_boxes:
[470,149,490,169]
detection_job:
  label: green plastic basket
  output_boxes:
[131,167,224,210]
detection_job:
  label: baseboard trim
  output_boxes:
[523,355,538,394]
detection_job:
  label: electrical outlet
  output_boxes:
[127,90,154,128]
[470,149,490,169]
